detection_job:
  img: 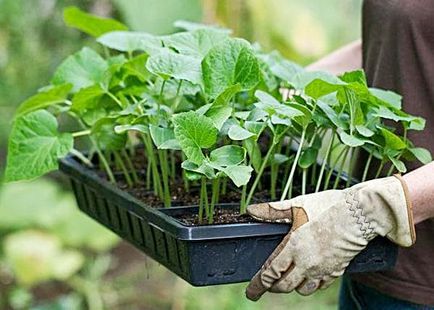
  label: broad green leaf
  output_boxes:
[122,54,151,81]
[379,127,406,150]
[202,38,260,98]
[259,51,303,82]
[15,84,72,117]
[181,160,216,179]
[5,111,73,182]
[92,118,127,151]
[149,125,181,150]
[228,124,255,140]
[52,47,108,93]
[291,70,340,90]
[97,31,162,54]
[162,29,229,58]
[409,147,432,164]
[355,125,375,137]
[221,165,253,187]
[305,79,342,99]
[71,84,105,112]
[338,131,365,147]
[298,147,318,169]
[339,70,367,85]
[388,156,407,173]
[316,99,347,129]
[146,49,202,85]
[204,84,241,130]
[244,121,264,135]
[209,145,245,166]
[369,88,402,109]
[408,117,426,131]
[255,90,303,119]
[64,6,127,37]
[173,111,218,165]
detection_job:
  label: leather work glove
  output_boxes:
[245,175,415,301]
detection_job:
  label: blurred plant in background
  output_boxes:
[0,0,361,308]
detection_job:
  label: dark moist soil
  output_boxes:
[89,147,325,226]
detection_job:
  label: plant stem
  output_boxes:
[346,147,355,187]
[199,178,205,223]
[361,152,373,182]
[107,91,124,108]
[281,128,307,200]
[158,150,171,208]
[143,134,163,199]
[114,151,133,188]
[245,141,277,207]
[158,79,167,114]
[375,160,385,178]
[181,153,190,192]
[315,131,335,192]
[170,150,176,182]
[72,129,91,138]
[323,145,347,190]
[70,149,93,167]
[208,178,220,224]
[333,147,350,189]
[91,139,115,184]
[302,168,307,195]
[121,149,138,184]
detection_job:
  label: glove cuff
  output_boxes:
[393,174,416,245]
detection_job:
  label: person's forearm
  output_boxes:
[306,39,362,75]
[403,162,434,224]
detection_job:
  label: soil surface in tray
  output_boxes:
[89,148,312,226]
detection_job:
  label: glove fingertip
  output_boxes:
[245,275,267,301]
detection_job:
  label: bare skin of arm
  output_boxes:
[404,162,434,224]
[306,39,362,75]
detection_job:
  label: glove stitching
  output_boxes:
[346,189,375,240]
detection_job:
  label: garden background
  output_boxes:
[0,0,361,309]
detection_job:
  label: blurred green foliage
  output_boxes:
[0,0,361,308]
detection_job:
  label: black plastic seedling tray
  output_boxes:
[59,156,398,286]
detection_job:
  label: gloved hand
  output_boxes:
[245,175,415,301]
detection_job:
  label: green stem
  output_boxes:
[302,168,307,195]
[144,134,163,199]
[281,128,307,200]
[208,178,220,224]
[158,79,167,114]
[121,149,138,184]
[245,141,278,207]
[72,129,91,138]
[181,153,190,192]
[114,151,133,188]
[91,139,115,183]
[333,147,350,189]
[323,145,347,190]
[362,152,373,182]
[346,147,354,187]
[315,131,335,192]
[70,149,93,167]
[107,91,124,108]
[199,178,205,223]
[158,150,171,208]
[375,160,385,178]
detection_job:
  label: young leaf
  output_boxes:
[71,84,106,112]
[146,49,202,85]
[149,125,181,150]
[92,118,127,151]
[162,29,229,58]
[209,145,245,166]
[245,138,262,172]
[5,110,73,182]
[52,47,108,93]
[388,156,407,173]
[228,124,255,140]
[379,127,406,150]
[181,160,216,179]
[204,84,241,130]
[305,79,342,99]
[97,31,162,54]
[122,54,151,81]
[355,125,375,137]
[220,165,253,187]
[64,6,128,37]
[15,84,72,117]
[202,38,260,98]
[173,111,218,165]
[409,147,432,164]
[114,124,148,134]
[369,88,402,109]
[338,131,365,147]
[298,147,318,169]
[339,70,367,85]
